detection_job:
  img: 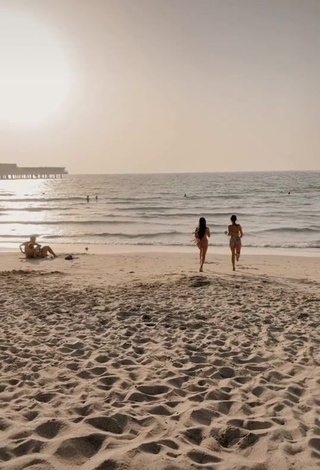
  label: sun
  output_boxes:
[0,13,71,125]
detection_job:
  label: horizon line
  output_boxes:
[69,169,320,176]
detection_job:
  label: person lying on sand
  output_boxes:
[19,236,57,259]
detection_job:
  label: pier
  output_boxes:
[0,163,68,179]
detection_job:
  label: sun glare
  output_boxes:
[0,13,71,125]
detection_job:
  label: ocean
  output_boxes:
[0,171,319,253]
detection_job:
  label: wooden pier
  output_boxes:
[0,163,68,179]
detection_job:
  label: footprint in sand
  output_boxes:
[183,426,204,445]
[138,441,162,454]
[55,434,105,465]
[137,384,170,396]
[187,449,221,464]
[96,459,119,470]
[33,392,55,403]
[35,420,64,439]
[12,438,43,457]
[190,408,215,426]
[86,414,129,434]
[148,404,173,416]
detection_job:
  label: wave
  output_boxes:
[0,207,74,212]
[0,234,27,239]
[138,211,251,218]
[106,196,163,202]
[188,194,243,200]
[1,220,319,235]
[47,230,186,239]
[259,227,320,234]
[0,206,245,219]
[260,243,320,249]
[110,205,181,212]
[45,240,320,249]
[0,195,239,204]
[0,197,85,202]
[2,233,319,249]
[0,220,137,225]
[104,194,244,201]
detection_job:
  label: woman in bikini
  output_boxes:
[226,215,243,271]
[194,217,210,272]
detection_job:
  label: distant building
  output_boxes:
[0,163,68,179]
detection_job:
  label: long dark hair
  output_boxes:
[197,217,207,239]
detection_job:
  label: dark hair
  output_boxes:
[231,214,237,223]
[197,217,207,239]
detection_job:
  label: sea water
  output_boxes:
[0,171,319,253]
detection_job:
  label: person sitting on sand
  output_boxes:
[226,215,243,271]
[19,236,57,259]
[194,217,210,272]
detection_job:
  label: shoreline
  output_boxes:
[1,250,319,287]
[0,241,319,258]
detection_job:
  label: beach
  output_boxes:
[0,249,319,470]
[1,0,320,467]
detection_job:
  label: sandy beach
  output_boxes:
[0,249,319,470]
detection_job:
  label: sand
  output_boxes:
[0,249,319,470]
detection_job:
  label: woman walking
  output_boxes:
[194,217,210,272]
[226,215,243,271]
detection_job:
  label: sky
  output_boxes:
[0,0,319,174]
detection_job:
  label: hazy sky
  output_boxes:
[0,0,319,173]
